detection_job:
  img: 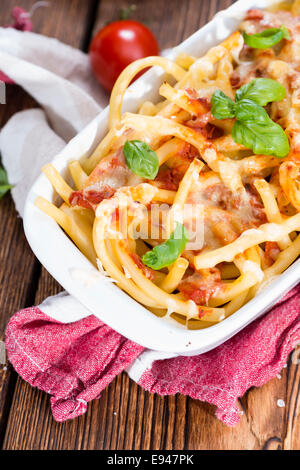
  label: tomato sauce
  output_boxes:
[154,167,183,191]
[264,241,280,266]
[130,253,155,281]
[69,186,115,211]
[178,268,223,305]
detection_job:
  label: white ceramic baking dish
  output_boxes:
[24,0,300,354]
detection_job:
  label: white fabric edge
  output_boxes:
[39,291,92,323]
[126,350,179,382]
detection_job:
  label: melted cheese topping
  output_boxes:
[243,260,264,282]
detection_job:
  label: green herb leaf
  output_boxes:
[235,78,286,106]
[211,90,236,120]
[123,140,159,179]
[142,222,189,270]
[243,25,291,49]
[232,99,289,158]
[0,166,12,199]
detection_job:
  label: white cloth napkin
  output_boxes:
[0,27,177,377]
[0,28,109,214]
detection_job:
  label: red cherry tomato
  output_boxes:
[89,20,159,92]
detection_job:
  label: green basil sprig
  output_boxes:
[0,165,12,200]
[211,90,236,119]
[235,78,286,106]
[233,100,290,157]
[123,140,159,179]
[142,222,189,270]
[243,25,290,49]
[211,78,289,158]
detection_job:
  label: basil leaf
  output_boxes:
[243,25,291,49]
[233,100,289,158]
[142,222,189,270]
[211,90,236,119]
[0,166,12,199]
[123,140,159,179]
[235,99,269,122]
[235,78,286,106]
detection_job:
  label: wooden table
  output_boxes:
[0,0,299,451]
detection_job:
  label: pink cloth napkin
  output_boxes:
[5,284,300,426]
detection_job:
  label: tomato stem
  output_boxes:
[120,4,136,20]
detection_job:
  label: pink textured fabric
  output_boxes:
[0,7,33,84]
[5,308,144,421]
[5,284,300,425]
[5,7,33,31]
[138,285,300,425]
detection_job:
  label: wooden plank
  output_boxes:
[0,0,98,448]
[92,0,236,47]
[242,355,300,450]
[2,0,299,451]
[283,349,300,449]
[0,3,45,441]
[0,67,40,448]
[0,193,39,444]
